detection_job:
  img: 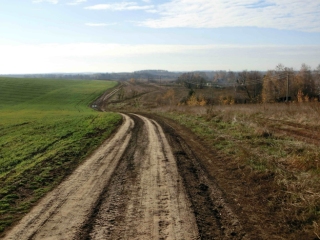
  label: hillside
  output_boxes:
[0,77,121,234]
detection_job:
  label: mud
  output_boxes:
[3,114,134,240]
[3,112,246,239]
[142,113,246,240]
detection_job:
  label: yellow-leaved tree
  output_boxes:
[198,94,207,106]
[187,94,198,106]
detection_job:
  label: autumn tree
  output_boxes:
[186,94,207,106]
[295,64,316,98]
[237,70,263,102]
[262,64,295,102]
[130,78,136,83]
[198,94,207,106]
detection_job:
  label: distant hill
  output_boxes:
[1,70,268,82]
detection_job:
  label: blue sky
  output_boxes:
[1,0,320,73]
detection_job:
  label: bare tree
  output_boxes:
[262,64,294,102]
[213,70,227,82]
[237,70,262,102]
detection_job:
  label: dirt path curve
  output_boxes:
[4,112,244,240]
[88,114,198,240]
[3,114,199,240]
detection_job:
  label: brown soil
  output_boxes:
[142,113,279,240]
[3,114,134,240]
[3,111,248,239]
[5,82,309,239]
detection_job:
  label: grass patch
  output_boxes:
[0,77,121,234]
[156,104,320,238]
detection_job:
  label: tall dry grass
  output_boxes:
[155,102,320,127]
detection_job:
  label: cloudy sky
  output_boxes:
[1,0,320,73]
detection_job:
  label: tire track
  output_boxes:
[143,113,247,240]
[3,114,134,240]
[3,112,244,240]
[87,114,199,240]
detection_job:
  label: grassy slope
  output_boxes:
[0,77,121,233]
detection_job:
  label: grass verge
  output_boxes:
[155,104,320,239]
[0,77,121,234]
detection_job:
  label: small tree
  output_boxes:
[198,94,207,106]
[187,94,198,106]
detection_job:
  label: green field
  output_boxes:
[0,77,121,233]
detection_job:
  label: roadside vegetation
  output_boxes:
[105,71,320,238]
[0,77,121,234]
[154,103,320,239]
[3,61,318,237]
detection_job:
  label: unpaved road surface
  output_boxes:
[3,113,245,240]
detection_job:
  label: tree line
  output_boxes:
[262,64,320,102]
[176,64,320,103]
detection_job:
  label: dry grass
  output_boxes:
[155,102,320,128]
[106,81,320,238]
[105,79,320,238]
[154,102,320,238]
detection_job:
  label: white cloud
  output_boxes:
[67,0,86,5]
[138,0,320,32]
[1,43,216,58]
[32,0,59,4]
[85,2,154,11]
[0,43,320,73]
[85,23,117,27]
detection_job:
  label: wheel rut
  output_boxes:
[3,113,245,240]
[3,114,134,240]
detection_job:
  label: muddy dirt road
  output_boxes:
[4,113,244,240]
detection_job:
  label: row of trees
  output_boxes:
[213,65,320,103]
[229,64,320,103]
[262,64,320,102]
[176,71,238,87]
[177,64,320,103]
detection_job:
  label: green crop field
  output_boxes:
[0,77,121,233]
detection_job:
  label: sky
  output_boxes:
[0,0,320,74]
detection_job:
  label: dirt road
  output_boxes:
[4,113,244,240]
